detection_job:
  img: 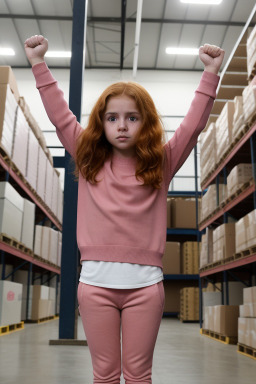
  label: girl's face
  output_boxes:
[103,94,142,157]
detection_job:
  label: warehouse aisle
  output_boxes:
[0,318,255,384]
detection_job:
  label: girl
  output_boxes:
[24,35,224,384]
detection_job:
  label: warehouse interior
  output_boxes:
[0,1,256,383]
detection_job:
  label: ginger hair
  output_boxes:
[75,81,165,189]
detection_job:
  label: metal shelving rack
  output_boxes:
[0,152,61,319]
[198,5,256,329]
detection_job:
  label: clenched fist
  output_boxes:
[24,35,48,67]
[199,44,225,74]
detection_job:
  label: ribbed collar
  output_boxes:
[111,152,137,170]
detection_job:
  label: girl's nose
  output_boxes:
[118,119,128,131]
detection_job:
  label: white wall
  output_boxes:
[12,67,203,191]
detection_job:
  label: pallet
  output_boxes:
[0,233,34,256]
[0,321,24,336]
[26,315,59,324]
[201,328,237,345]
[237,343,256,360]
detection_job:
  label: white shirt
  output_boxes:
[79,260,163,289]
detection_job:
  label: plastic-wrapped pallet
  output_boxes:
[200,123,217,184]
[201,184,226,222]
[238,287,256,350]
[215,101,234,159]
[200,228,213,268]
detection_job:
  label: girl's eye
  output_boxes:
[129,116,137,122]
[108,116,116,122]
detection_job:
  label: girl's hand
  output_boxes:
[24,35,48,67]
[199,44,225,75]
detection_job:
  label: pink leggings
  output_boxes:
[78,281,165,384]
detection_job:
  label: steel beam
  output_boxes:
[58,0,87,340]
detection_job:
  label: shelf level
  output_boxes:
[199,253,256,277]
[0,241,60,274]
[199,182,255,231]
[164,274,199,280]
[201,123,256,189]
[0,155,62,231]
[167,228,199,235]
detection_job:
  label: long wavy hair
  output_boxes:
[75,81,165,189]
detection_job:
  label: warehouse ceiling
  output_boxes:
[0,0,256,71]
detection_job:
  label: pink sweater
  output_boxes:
[32,63,219,269]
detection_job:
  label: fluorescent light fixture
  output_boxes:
[0,48,15,56]
[45,51,71,58]
[180,0,222,4]
[166,47,199,55]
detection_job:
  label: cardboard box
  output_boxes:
[163,281,187,313]
[214,305,239,336]
[21,198,35,250]
[36,146,47,202]
[45,159,54,210]
[12,106,29,177]
[215,101,235,159]
[57,183,63,224]
[167,198,172,228]
[0,280,22,326]
[240,303,256,317]
[0,181,24,241]
[162,242,180,274]
[49,228,59,265]
[32,285,49,301]
[238,317,246,345]
[200,123,217,183]
[0,66,20,101]
[227,164,252,197]
[235,215,249,253]
[242,85,256,123]
[26,130,39,191]
[213,223,236,261]
[171,198,197,229]
[31,299,50,320]
[204,306,215,331]
[0,84,17,157]
[247,210,256,248]
[41,227,51,261]
[34,225,43,257]
[243,286,256,304]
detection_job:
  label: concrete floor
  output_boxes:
[0,317,255,384]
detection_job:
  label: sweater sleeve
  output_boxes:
[32,62,83,158]
[163,70,220,184]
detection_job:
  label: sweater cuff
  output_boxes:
[32,61,57,89]
[197,70,220,99]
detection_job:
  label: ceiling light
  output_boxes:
[166,47,199,55]
[0,48,15,56]
[45,51,71,58]
[180,0,222,4]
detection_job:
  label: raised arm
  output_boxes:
[24,35,83,157]
[164,44,225,183]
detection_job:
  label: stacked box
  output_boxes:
[33,225,60,265]
[26,129,39,191]
[215,101,235,159]
[204,305,239,336]
[200,228,213,268]
[18,96,41,140]
[12,106,29,177]
[247,24,256,79]
[0,181,24,241]
[45,159,54,210]
[213,223,236,262]
[41,226,51,261]
[0,280,22,326]
[21,199,35,250]
[181,242,199,274]
[31,285,50,320]
[52,169,59,217]
[232,96,245,140]
[13,270,33,320]
[180,287,199,321]
[201,184,226,222]
[171,198,200,229]
[0,84,17,157]
[57,231,62,267]
[166,198,172,228]
[162,242,180,274]
[235,210,256,252]
[227,163,252,197]
[238,286,256,349]
[200,123,217,183]
[34,225,43,257]
[37,146,47,201]
[0,66,20,102]
[49,228,59,265]
[242,85,256,124]
[57,181,64,224]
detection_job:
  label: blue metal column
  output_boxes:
[59,0,88,340]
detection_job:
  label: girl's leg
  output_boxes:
[78,282,122,384]
[121,282,165,384]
